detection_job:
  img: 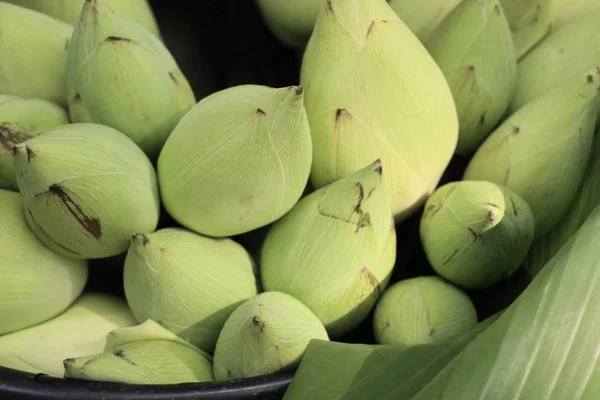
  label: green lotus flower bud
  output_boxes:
[0,96,69,191]
[510,14,600,113]
[158,84,312,237]
[213,292,329,381]
[255,0,322,48]
[0,293,136,377]
[123,228,259,353]
[420,181,535,289]
[388,0,462,42]
[0,3,72,106]
[464,70,600,238]
[500,0,553,59]
[64,320,213,384]
[426,0,517,155]
[373,276,478,346]
[301,0,458,222]
[525,133,600,278]
[261,160,396,338]
[3,0,161,38]
[551,0,600,30]
[0,189,87,334]
[12,123,160,259]
[66,0,195,159]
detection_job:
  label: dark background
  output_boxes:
[88,0,531,345]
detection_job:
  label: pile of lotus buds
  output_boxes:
[1,0,599,385]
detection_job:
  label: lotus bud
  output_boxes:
[388,0,462,42]
[158,84,312,237]
[261,160,397,338]
[66,0,195,159]
[213,292,329,381]
[510,14,600,113]
[301,0,458,222]
[0,189,87,334]
[464,70,600,238]
[373,276,478,346]
[525,133,600,278]
[551,0,600,30]
[0,293,136,377]
[0,96,69,190]
[420,181,535,289]
[3,0,161,37]
[64,320,213,384]
[123,228,258,353]
[12,123,160,259]
[0,3,72,106]
[500,0,553,59]
[255,0,322,48]
[425,0,517,155]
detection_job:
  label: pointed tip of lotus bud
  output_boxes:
[132,233,150,246]
[294,85,304,96]
[11,144,22,156]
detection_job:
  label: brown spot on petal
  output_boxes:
[0,124,30,150]
[113,349,136,366]
[512,126,520,134]
[494,5,501,14]
[367,20,387,37]
[48,184,102,240]
[256,108,266,116]
[587,74,594,84]
[479,113,486,125]
[295,85,303,95]
[169,71,177,83]
[26,146,34,161]
[510,197,518,216]
[106,36,133,42]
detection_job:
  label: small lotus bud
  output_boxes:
[0,3,72,106]
[63,321,213,384]
[301,0,458,222]
[158,84,312,237]
[123,228,259,353]
[213,292,329,381]
[0,189,88,335]
[261,160,397,338]
[464,70,600,238]
[12,123,160,259]
[66,0,195,159]
[373,276,478,345]
[420,181,535,289]
[0,95,69,190]
[0,293,136,377]
[426,0,517,154]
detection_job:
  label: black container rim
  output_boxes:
[0,366,293,400]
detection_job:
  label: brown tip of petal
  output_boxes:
[132,233,149,246]
[295,85,304,95]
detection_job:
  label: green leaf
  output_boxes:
[283,314,499,399]
[285,203,600,399]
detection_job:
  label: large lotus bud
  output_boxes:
[66,0,195,159]
[388,0,462,42]
[420,181,535,289]
[0,96,69,190]
[4,0,161,37]
[426,0,517,155]
[500,0,553,59]
[551,0,600,30]
[0,3,72,106]
[158,84,312,238]
[13,123,160,259]
[261,160,396,338]
[464,70,600,238]
[64,320,213,384]
[301,0,458,222]
[373,276,478,345]
[525,133,600,278]
[0,293,136,377]
[123,228,258,353]
[0,189,87,335]
[510,15,600,112]
[213,292,328,381]
[255,0,322,48]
